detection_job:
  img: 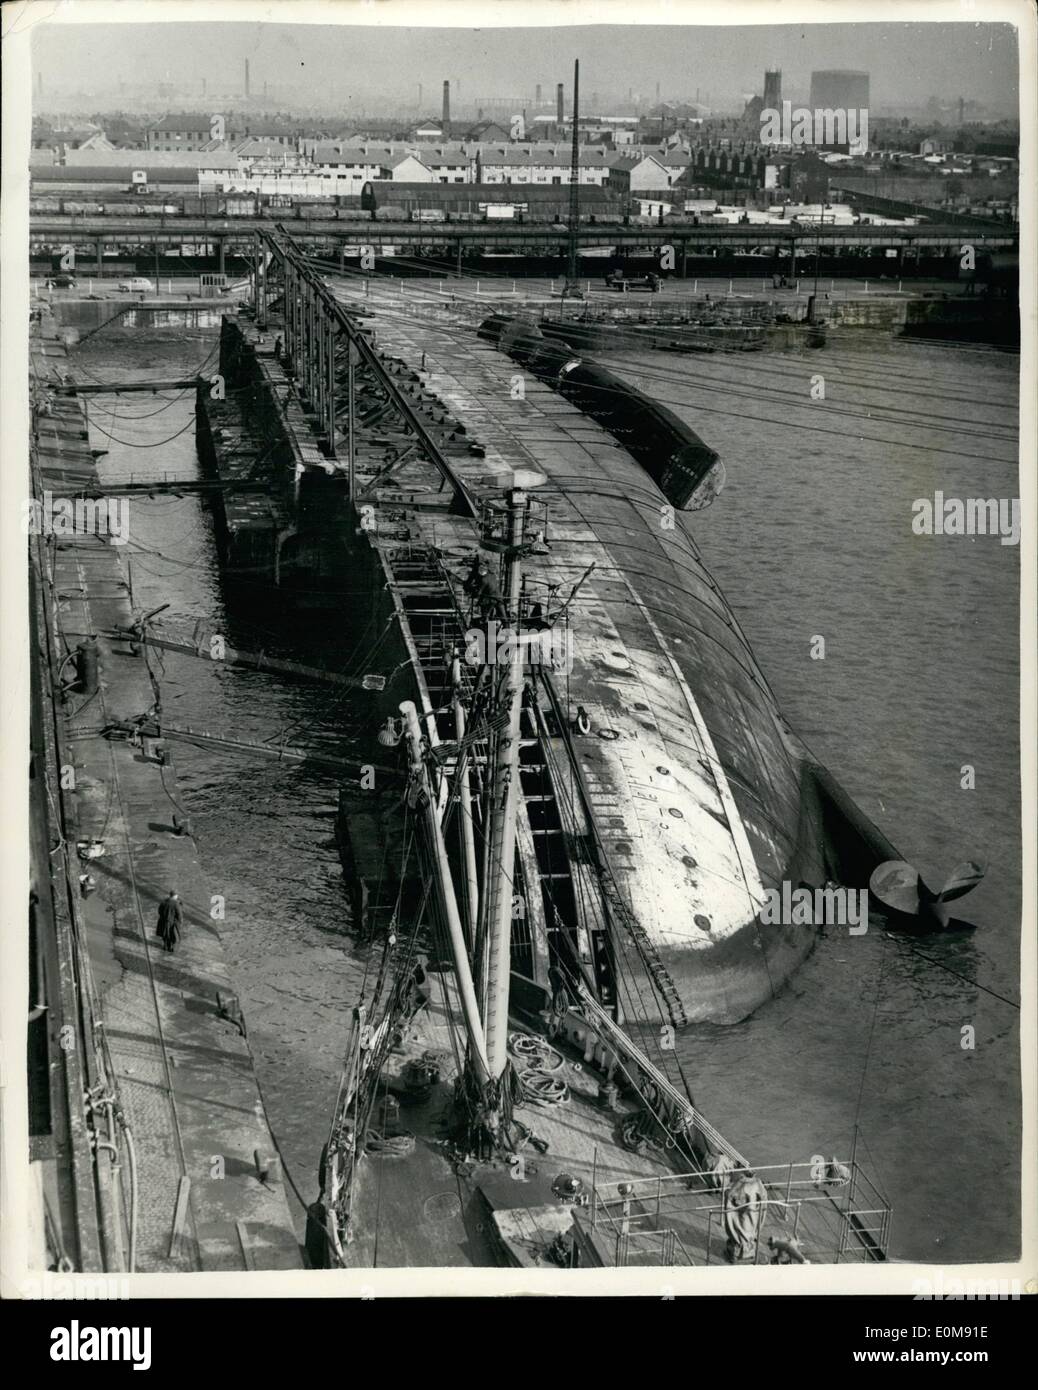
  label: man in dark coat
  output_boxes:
[157,891,183,953]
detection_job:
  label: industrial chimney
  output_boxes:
[536,83,542,104]
[245,59,250,99]
[556,82,564,124]
[442,80,451,138]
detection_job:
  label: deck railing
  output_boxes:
[590,1158,892,1266]
[614,1226,697,1268]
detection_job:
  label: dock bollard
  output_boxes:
[74,637,99,695]
[218,990,242,1023]
[254,1150,282,1185]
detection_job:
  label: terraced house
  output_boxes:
[475,144,625,188]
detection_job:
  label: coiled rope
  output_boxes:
[365,1130,416,1157]
[508,1032,569,1107]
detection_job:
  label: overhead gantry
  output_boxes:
[252,226,479,519]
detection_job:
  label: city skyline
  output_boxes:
[30,18,1020,116]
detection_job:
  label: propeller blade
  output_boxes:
[937,860,986,903]
[869,860,926,915]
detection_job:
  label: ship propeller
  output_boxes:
[868,859,985,932]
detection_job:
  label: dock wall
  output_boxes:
[29,308,301,1272]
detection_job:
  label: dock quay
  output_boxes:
[28,305,301,1272]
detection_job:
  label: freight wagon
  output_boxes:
[360,181,623,222]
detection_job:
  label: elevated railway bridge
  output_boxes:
[30,211,1019,279]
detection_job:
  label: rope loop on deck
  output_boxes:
[365,1130,416,1157]
[516,1068,570,1107]
[508,1032,564,1072]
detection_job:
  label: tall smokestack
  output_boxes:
[202,77,207,97]
[556,82,564,124]
[442,80,451,137]
[245,59,250,98]
[536,83,542,104]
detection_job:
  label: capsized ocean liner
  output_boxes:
[189,201,997,1263]
[215,235,910,1268]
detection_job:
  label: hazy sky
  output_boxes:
[32,17,1019,109]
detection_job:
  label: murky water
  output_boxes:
[80,322,1021,1262]
[602,334,1021,1263]
[79,331,367,1232]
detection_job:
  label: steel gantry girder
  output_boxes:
[254,226,479,518]
[262,242,343,462]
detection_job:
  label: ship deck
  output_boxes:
[343,970,888,1270]
[343,970,685,1270]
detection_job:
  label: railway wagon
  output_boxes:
[360,180,623,222]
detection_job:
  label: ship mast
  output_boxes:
[398,478,543,1149]
[481,485,531,1079]
[450,653,480,948]
[399,699,491,1081]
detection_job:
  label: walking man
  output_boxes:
[157,890,183,953]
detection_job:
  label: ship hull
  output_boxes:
[203,305,905,1030]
